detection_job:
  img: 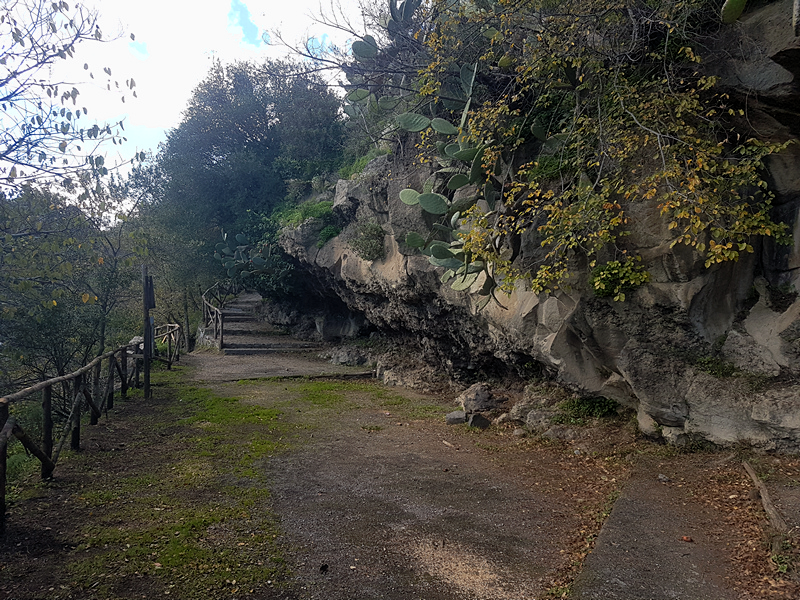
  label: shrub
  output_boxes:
[589,258,651,302]
[250,255,298,300]
[338,148,389,180]
[273,200,334,227]
[317,225,341,248]
[695,356,737,378]
[348,220,386,261]
[552,396,619,425]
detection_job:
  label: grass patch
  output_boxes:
[12,368,447,600]
[180,389,283,426]
[694,356,737,378]
[58,368,293,599]
[551,396,619,425]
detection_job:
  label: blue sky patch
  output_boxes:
[229,0,261,47]
[306,34,332,59]
[129,40,149,59]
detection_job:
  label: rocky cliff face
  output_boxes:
[281,1,800,452]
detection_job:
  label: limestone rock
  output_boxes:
[618,345,691,428]
[636,408,661,439]
[328,347,368,366]
[751,390,800,442]
[661,426,688,448]
[467,413,491,429]
[455,383,498,413]
[721,330,781,377]
[541,426,577,442]
[507,399,541,422]
[446,410,467,425]
[525,410,553,432]
[278,13,800,451]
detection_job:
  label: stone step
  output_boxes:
[222,315,258,323]
[223,347,321,356]
[224,342,320,350]
[222,329,279,336]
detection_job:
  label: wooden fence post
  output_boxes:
[121,347,128,398]
[71,374,82,451]
[90,362,101,426]
[142,266,153,400]
[42,385,53,477]
[135,355,140,390]
[0,402,8,534]
[107,356,115,410]
[167,333,172,370]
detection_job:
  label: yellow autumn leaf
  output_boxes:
[82,293,90,303]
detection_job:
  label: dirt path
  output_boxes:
[268,412,581,600]
[183,348,615,599]
[2,314,799,599]
[186,348,800,599]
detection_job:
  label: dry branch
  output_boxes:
[743,460,788,553]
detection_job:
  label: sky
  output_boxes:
[63,0,363,169]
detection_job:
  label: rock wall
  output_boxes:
[281,1,800,451]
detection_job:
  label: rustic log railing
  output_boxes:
[154,323,182,368]
[202,293,224,349]
[201,280,241,350]
[0,326,181,534]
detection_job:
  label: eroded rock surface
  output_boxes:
[279,1,800,450]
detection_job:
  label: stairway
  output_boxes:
[220,293,322,356]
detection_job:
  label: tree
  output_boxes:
[0,0,134,189]
[0,185,98,386]
[155,59,344,247]
[0,175,150,392]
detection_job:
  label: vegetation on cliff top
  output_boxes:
[332,0,793,302]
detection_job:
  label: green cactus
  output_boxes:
[214,231,279,278]
[352,35,378,60]
[417,192,450,215]
[722,0,798,36]
[391,61,511,307]
[721,0,747,24]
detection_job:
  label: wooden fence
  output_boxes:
[0,325,181,534]
[154,323,182,368]
[201,281,241,350]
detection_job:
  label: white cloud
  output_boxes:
[51,0,362,164]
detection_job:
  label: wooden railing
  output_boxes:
[155,323,182,368]
[0,326,181,533]
[201,280,241,350]
[202,294,224,349]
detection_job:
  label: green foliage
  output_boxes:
[273,201,334,227]
[589,258,651,302]
[721,0,748,23]
[348,220,386,261]
[216,200,340,292]
[1,180,147,385]
[366,0,793,304]
[552,396,619,425]
[249,258,297,300]
[338,147,390,180]
[317,225,342,248]
[152,58,344,286]
[695,356,737,378]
